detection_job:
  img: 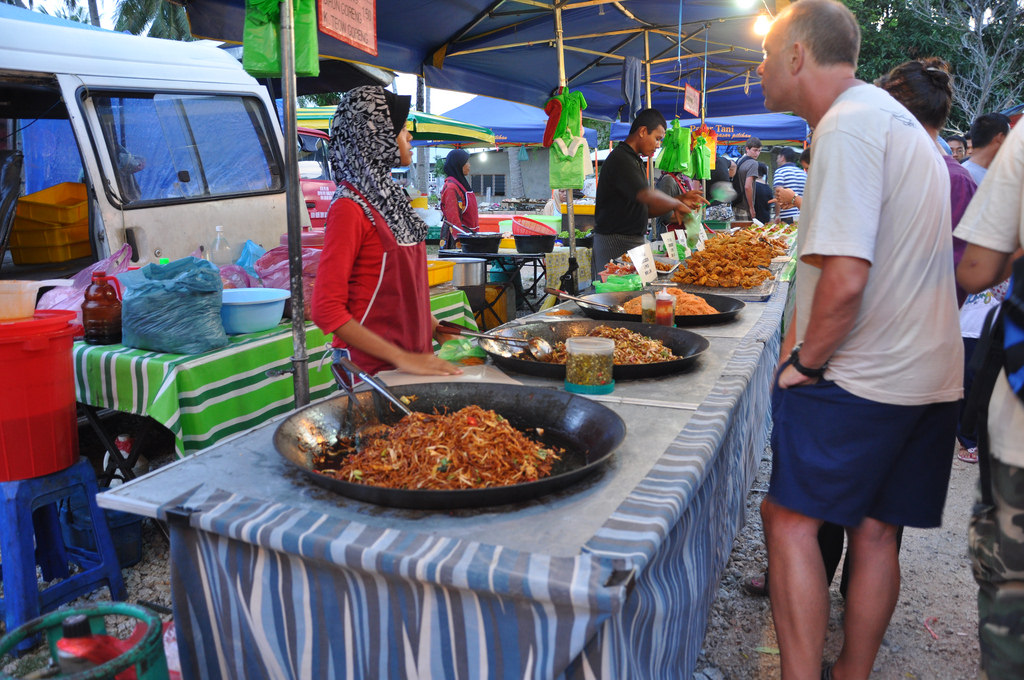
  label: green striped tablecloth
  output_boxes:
[74,291,476,458]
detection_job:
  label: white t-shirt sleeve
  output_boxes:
[953,122,1024,254]
[800,127,882,264]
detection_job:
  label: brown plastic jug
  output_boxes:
[81,271,123,345]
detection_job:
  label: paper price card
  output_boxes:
[673,229,691,258]
[627,242,658,285]
[661,231,680,261]
[695,225,709,252]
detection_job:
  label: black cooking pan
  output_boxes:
[274,382,626,509]
[479,320,709,380]
[576,290,744,326]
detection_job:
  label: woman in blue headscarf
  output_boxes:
[311,86,461,378]
[439,149,479,249]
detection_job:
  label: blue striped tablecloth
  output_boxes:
[75,291,476,457]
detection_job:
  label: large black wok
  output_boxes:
[274,382,626,509]
[479,320,709,380]
[576,290,744,326]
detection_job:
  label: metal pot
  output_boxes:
[444,257,487,287]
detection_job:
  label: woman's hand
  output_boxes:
[393,350,463,376]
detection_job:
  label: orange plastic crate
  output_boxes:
[10,217,89,248]
[10,240,91,265]
[15,183,88,224]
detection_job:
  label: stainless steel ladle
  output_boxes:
[544,287,628,314]
[437,320,553,360]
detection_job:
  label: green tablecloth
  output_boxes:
[74,291,476,457]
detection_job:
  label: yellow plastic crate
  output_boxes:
[10,240,91,265]
[10,217,89,248]
[15,183,88,224]
[426,260,454,287]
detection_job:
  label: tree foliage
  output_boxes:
[114,0,191,40]
[846,0,1023,131]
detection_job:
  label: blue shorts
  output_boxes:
[769,369,958,528]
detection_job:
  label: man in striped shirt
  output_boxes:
[772,146,807,223]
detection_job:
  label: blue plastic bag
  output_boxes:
[119,257,228,354]
[235,239,266,277]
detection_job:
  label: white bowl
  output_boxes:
[220,287,289,334]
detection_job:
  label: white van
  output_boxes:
[0,4,305,277]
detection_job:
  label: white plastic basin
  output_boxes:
[220,288,290,334]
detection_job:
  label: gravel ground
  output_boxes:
[694,445,981,679]
[3,422,981,678]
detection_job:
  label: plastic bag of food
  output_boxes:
[219,264,262,290]
[437,337,487,365]
[37,243,133,326]
[593,274,642,293]
[119,257,227,354]
[255,245,320,318]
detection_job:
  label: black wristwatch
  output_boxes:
[789,343,828,379]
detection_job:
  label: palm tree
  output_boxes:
[114,0,191,40]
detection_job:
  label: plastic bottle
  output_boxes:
[210,225,234,266]
[81,271,122,345]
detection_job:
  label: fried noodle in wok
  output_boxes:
[313,405,562,490]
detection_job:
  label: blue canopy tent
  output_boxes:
[610,113,809,144]
[182,0,775,121]
[439,96,597,147]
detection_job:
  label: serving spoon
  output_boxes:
[437,320,554,360]
[544,287,628,314]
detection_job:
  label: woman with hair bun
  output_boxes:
[879,59,983,464]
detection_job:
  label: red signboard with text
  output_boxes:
[319,0,377,57]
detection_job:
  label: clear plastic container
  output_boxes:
[564,336,614,395]
[640,292,657,324]
[210,225,234,266]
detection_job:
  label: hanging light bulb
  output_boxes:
[753,12,772,36]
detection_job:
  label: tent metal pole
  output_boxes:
[280,0,310,407]
[555,4,578,294]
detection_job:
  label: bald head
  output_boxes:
[772,0,861,68]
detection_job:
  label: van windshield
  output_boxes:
[91,92,282,206]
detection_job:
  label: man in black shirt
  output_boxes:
[593,108,706,268]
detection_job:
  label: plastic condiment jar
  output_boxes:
[564,336,615,394]
[655,291,676,326]
[81,271,123,345]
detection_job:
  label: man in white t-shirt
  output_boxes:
[953,120,1024,679]
[757,2,963,677]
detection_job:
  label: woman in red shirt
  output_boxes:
[311,86,461,378]
[438,149,479,249]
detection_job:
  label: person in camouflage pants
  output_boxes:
[970,459,1024,678]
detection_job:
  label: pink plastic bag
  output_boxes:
[219,264,262,289]
[37,243,133,326]
[255,245,320,318]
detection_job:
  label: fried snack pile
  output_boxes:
[315,405,562,490]
[672,232,786,288]
[620,254,675,271]
[539,325,676,365]
[622,288,718,316]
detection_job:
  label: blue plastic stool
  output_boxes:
[0,457,126,655]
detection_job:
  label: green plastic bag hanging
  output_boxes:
[690,136,712,180]
[656,120,692,175]
[243,0,320,78]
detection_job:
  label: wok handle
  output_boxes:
[437,320,528,344]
